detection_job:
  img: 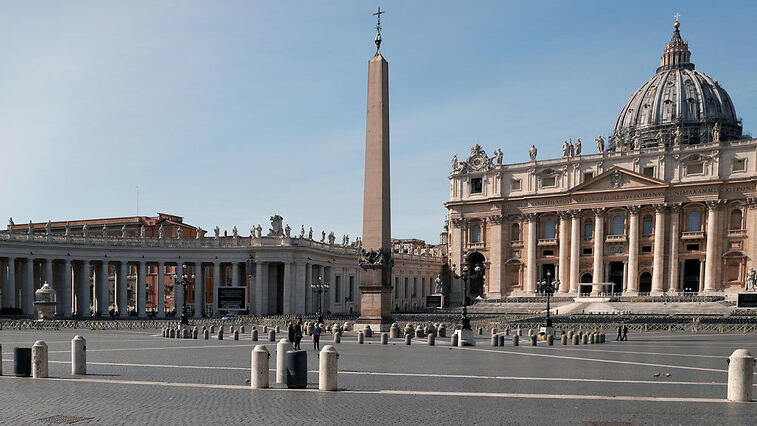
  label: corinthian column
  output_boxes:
[626,206,640,294]
[592,209,604,294]
[569,210,581,293]
[194,262,203,318]
[525,214,538,293]
[651,204,667,294]
[558,212,570,293]
[704,201,721,292]
[137,261,146,317]
[668,204,681,292]
[157,262,166,318]
[488,215,504,298]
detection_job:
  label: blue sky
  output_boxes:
[1,1,755,242]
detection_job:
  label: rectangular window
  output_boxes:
[511,179,521,191]
[686,163,704,175]
[541,176,556,187]
[394,277,399,298]
[471,178,483,194]
[733,158,746,172]
[686,244,699,251]
[349,276,354,301]
[641,245,652,253]
[583,172,594,182]
[642,167,655,178]
[584,222,593,238]
[334,276,341,303]
[413,278,417,297]
[582,247,592,255]
[543,249,554,256]
[642,218,654,235]
[404,277,409,298]
[471,224,482,243]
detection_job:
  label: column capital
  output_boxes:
[524,213,538,222]
[746,197,757,209]
[592,208,605,217]
[569,209,582,219]
[488,214,503,225]
[653,203,668,214]
[668,202,683,213]
[450,217,465,228]
[627,205,641,215]
[558,211,571,220]
[706,199,726,210]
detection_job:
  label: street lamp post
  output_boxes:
[311,275,329,324]
[536,270,560,333]
[451,262,484,337]
[170,264,195,325]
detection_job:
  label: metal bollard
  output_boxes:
[319,345,339,391]
[32,341,48,378]
[513,335,519,346]
[405,334,412,345]
[561,334,567,345]
[233,330,239,341]
[203,329,209,340]
[428,334,435,346]
[276,338,293,384]
[498,335,505,346]
[491,335,498,346]
[14,347,31,377]
[334,331,342,344]
[727,349,755,402]
[450,333,458,346]
[251,329,258,341]
[531,335,537,346]
[269,330,275,342]
[251,345,270,389]
[217,329,224,341]
[72,336,86,375]
[357,331,364,344]
[380,332,388,345]
[546,335,553,346]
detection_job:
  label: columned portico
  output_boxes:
[558,212,570,293]
[3,257,16,308]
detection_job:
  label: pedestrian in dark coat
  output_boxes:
[616,325,622,341]
[288,322,295,343]
[622,325,628,341]
[313,324,322,351]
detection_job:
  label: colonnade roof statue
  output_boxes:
[612,16,742,149]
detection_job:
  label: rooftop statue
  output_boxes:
[529,145,537,161]
[595,135,605,153]
[268,214,284,236]
[575,138,582,156]
[495,148,503,165]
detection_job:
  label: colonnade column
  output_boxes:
[194,262,203,318]
[627,206,640,294]
[305,263,313,313]
[117,262,127,316]
[592,209,604,294]
[212,262,221,315]
[488,215,504,298]
[569,211,580,293]
[231,262,240,286]
[23,258,34,314]
[44,259,53,287]
[61,259,72,317]
[651,204,667,294]
[283,261,292,313]
[79,261,91,317]
[137,261,146,317]
[3,257,16,308]
[704,201,720,292]
[558,212,570,293]
[295,261,306,314]
[157,262,166,318]
[175,263,184,317]
[96,261,109,315]
[668,204,681,292]
[525,214,537,293]
[255,262,267,315]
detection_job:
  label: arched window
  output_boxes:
[543,218,556,239]
[511,223,520,241]
[687,210,702,232]
[730,209,743,230]
[471,224,482,243]
[583,221,593,239]
[610,214,625,236]
[642,215,654,235]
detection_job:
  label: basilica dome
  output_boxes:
[612,21,742,148]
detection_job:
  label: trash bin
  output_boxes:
[14,347,31,377]
[285,350,307,389]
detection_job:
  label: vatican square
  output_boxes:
[1,2,757,425]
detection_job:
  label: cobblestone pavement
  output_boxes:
[1,328,756,425]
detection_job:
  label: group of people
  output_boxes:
[616,324,629,341]
[287,319,322,351]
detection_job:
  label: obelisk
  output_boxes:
[357,7,393,331]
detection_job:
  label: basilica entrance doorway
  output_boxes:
[608,262,624,293]
[683,259,701,293]
[466,252,485,299]
[580,273,592,294]
[639,272,652,293]
[541,264,556,284]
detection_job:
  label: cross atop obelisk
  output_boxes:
[357,7,393,331]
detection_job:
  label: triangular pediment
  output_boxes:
[570,167,667,193]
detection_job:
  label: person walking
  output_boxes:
[294,321,303,350]
[616,325,622,341]
[313,324,322,351]
[288,322,295,343]
[622,325,628,341]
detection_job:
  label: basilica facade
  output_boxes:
[446,21,755,301]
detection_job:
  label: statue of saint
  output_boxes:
[177,227,183,239]
[159,224,165,239]
[575,139,582,156]
[633,132,641,150]
[562,140,570,157]
[320,230,326,243]
[299,225,305,238]
[8,217,13,230]
[45,221,52,236]
[232,226,238,238]
[328,232,335,245]
[595,135,605,153]
[529,145,537,161]
[65,222,70,237]
[495,148,503,165]
[712,122,721,143]
[196,228,201,239]
[102,224,108,238]
[28,220,33,235]
[121,225,127,238]
[284,224,291,238]
[308,227,313,240]
[214,226,220,238]
[140,225,145,238]
[451,154,458,171]
[674,126,682,146]
[82,223,89,238]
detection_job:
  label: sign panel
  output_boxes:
[737,293,757,308]
[216,287,247,311]
[426,294,442,309]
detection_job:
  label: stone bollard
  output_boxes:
[390,324,399,339]
[528,329,534,337]
[727,349,755,402]
[183,328,190,339]
[498,335,505,346]
[276,325,281,333]
[451,333,458,346]
[405,334,412,345]
[203,329,209,340]
[491,335,499,346]
[427,325,437,337]
[263,325,268,333]
[600,333,605,343]
[176,328,182,339]
[567,330,574,340]
[72,336,86,375]
[276,338,293,384]
[319,345,339,391]
[415,326,424,338]
[363,326,373,338]
[513,335,519,346]
[590,334,595,344]
[546,335,554,346]
[380,332,388,345]
[477,327,483,335]
[491,328,497,336]
[428,334,435,346]
[357,332,364,344]
[530,335,537,346]
[334,331,342,344]
[240,326,245,334]
[582,334,588,345]
[251,345,270,389]
[233,330,239,341]
[517,327,522,336]
[269,330,275,342]
[32,341,48,378]
[251,329,258,341]
[210,325,216,334]
[193,328,198,339]
[439,325,446,338]
[161,328,166,337]
[169,328,175,338]
[218,329,224,341]
[229,325,234,333]
[561,334,567,345]
[573,334,579,345]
